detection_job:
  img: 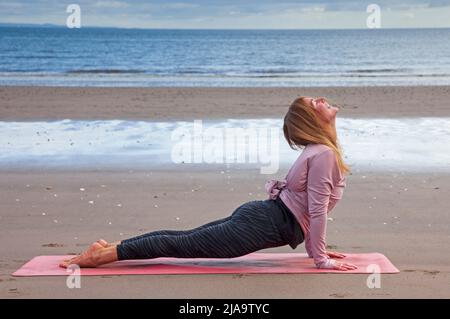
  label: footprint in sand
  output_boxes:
[42,243,65,247]
[329,293,351,298]
[423,270,440,276]
[403,269,440,276]
[0,278,17,282]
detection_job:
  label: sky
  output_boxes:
[0,0,450,29]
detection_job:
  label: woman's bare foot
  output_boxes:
[59,242,103,268]
[59,241,118,268]
[96,239,121,248]
[97,239,108,247]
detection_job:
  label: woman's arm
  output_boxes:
[307,149,357,270]
[307,149,338,268]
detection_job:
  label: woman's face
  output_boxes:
[303,96,339,124]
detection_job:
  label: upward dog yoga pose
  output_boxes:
[60,96,357,271]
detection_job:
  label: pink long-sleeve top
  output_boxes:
[265,143,346,269]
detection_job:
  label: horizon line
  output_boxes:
[1,22,450,31]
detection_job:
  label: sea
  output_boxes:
[1,26,450,87]
[1,26,449,171]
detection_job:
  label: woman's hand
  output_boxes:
[326,252,358,271]
[326,251,346,259]
[332,261,358,271]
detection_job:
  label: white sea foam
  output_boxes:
[0,118,449,173]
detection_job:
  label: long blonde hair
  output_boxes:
[283,96,351,175]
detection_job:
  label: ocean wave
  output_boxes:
[2,70,450,80]
[222,72,450,79]
[66,69,146,74]
[1,118,450,172]
[350,68,411,74]
[177,69,219,74]
[1,55,59,59]
[243,69,303,74]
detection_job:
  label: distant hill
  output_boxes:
[0,23,129,30]
[0,23,63,28]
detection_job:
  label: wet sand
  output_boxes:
[1,85,449,298]
[1,85,450,120]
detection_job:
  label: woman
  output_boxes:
[60,96,357,271]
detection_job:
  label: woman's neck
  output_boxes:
[320,118,337,143]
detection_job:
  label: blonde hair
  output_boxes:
[283,96,351,175]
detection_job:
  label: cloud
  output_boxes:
[94,1,129,8]
[403,11,416,18]
[1,0,450,28]
[0,1,24,8]
[164,2,200,10]
[428,0,450,7]
[300,5,327,13]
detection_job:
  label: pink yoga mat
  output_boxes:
[13,253,399,276]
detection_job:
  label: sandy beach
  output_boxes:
[2,85,450,120]
[1,86,449,298]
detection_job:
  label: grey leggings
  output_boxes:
[116,200,289,260]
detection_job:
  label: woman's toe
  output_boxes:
[97,239,108,247]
